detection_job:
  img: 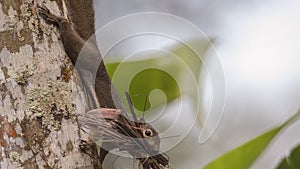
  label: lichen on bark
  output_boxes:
[24,79,76,131]
[0,1,92,168]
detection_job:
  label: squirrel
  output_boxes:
[40,0,119,110]
[37,1,169,169]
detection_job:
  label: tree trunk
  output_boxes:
[0,0,93,168]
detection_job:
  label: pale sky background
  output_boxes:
[94,0,300,168]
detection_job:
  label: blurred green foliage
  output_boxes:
[276,144,300,169]
[105,39,210,116]
[204,109,300,169]
[104,39,300,169]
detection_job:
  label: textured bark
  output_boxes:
[0,0,93,168]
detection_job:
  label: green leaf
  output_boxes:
[276,144,300,169]
[105,39,210,115]
[277,159,290,169]
[105,58,181,114]
[204,109,300,169]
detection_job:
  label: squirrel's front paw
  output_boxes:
[79,139,95,156]
[37,5,65,24]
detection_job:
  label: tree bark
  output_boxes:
[0,0,93,168]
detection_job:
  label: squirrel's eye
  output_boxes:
[143,129,153,137]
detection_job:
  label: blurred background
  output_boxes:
[93,0,300,168]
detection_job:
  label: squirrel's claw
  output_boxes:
[37,4,65,24]
[79,139,94,156]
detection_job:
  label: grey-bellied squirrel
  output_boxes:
[37,1,169,169]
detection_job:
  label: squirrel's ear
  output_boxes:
[139,118,146,123]
[86,108,121,120]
